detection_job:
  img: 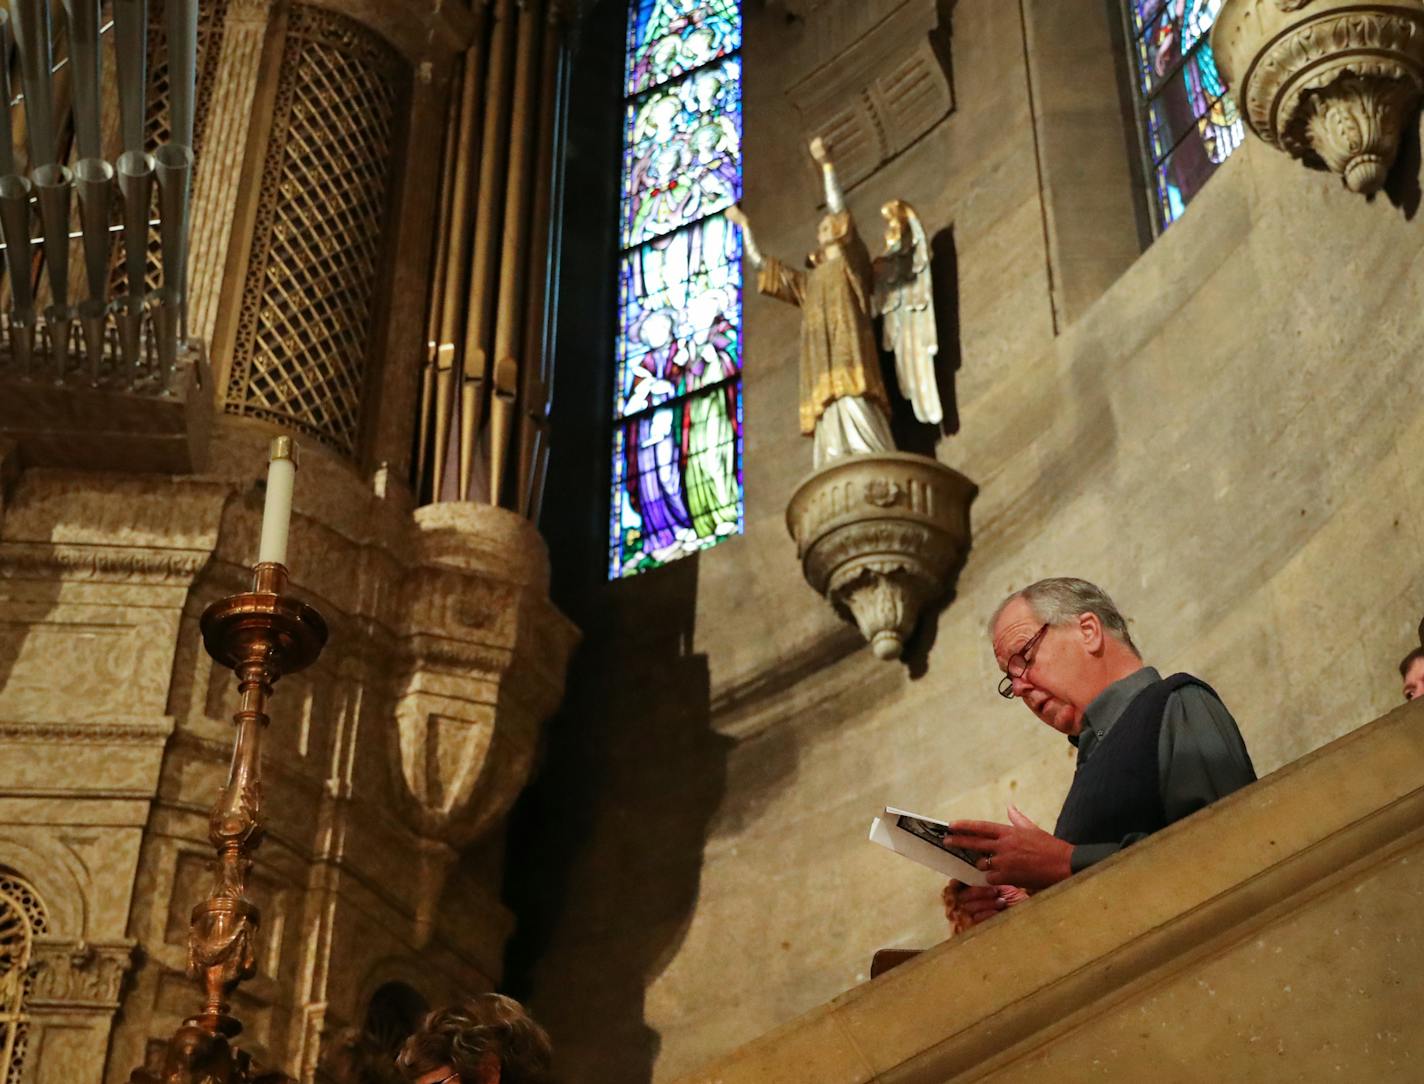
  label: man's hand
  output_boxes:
[809,135,829,163]
[724,203,748,228]
[943,804,1073,892]
[945,880,1030,929]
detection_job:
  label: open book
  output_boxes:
[868,806,989,886]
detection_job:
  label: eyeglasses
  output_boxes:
[428,1074,460,1084]
[997,624,1049,699]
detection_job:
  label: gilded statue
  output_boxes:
[725,136,941,468]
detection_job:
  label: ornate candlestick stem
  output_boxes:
[133,452,327,1083]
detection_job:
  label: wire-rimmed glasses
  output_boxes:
[997,623,1049,699]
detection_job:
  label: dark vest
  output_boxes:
[1053,672,1217,846]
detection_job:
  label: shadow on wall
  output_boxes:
[1383,113,1421,220]
[502,555,731,1084]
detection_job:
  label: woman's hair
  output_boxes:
[396,994,553,1084]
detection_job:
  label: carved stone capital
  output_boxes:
[1213,0,1424,194]
[786,452,975,660]
[28,939,137,1011]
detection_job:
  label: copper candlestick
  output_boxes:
[131,562,327,1084]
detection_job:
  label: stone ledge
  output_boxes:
[674,698,1424,1082]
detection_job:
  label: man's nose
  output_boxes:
[1011,673,1035,699]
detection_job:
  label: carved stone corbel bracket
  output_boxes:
[787,452,975,661]
[386,504,579,850]
[1213,0,1424,194]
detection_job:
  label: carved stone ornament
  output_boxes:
[28,939,137,1010]
[786,452,974,660]
[1212,0,1424,194]
[785,0,953,193]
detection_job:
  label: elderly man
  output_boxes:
[944,577,1256,925]
[1402,647,1424,701]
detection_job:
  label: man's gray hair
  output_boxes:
[991,577,1140,656]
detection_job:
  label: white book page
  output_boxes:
[868,808,989,886]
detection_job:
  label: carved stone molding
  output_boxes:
[1213,0,1424,194]
[786,452,975,660]
[0,720,173,744]
[0,543,211,584]
[785,0,953,192]
[28,939,137,1011]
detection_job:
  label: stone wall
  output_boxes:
[0,426,577,1083]
[520,0,1424,1080]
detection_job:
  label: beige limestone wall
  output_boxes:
[524,0,1424,1080]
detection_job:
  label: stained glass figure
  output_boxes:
[612,1,743,579]
[617,214,742,417]
[611,384,743,578]
[626,0,741,96]
[622,57,742,246]
[1126,0,1242,229]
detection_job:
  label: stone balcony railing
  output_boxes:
[675,698,1424,1083]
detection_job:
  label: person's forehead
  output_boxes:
[990,597,1040,653]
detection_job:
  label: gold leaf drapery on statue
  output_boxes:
[757,247,889,436]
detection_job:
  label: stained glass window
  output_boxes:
[611,1,744,579]
[1124,0,1243,230]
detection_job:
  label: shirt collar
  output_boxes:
[1073,665,1159,758]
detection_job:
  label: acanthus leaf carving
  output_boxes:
[1213,0,1424,195]
[27,940,137,1009]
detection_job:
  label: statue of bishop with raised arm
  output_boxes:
[726,136,969,662]
[725,136,941,467]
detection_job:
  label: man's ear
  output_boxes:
[1078,611,1105,654]
[476,1053,501,1084]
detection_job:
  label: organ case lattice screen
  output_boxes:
[224,4,406,457]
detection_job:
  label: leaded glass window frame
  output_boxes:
[609,1,745,579]
[1121,0,1245,232]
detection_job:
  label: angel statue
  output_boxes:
[724,137,941,468]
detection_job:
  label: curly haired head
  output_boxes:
[396,995,553,1084]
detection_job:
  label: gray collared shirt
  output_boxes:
[1067,665,1255,873]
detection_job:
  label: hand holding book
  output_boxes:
[940,804,1073,892]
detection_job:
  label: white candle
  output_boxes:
[257,437,298,566]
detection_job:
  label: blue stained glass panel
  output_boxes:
[616,215,742,418]
[612,0,743,580]
[1127,0,1169,40]
[610,383,744,578]
[622,57,742,246]
[1128,0,1240,229]
[1133,0,1227,99]
[625,0,741,96]
[1144,46,1241,165]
